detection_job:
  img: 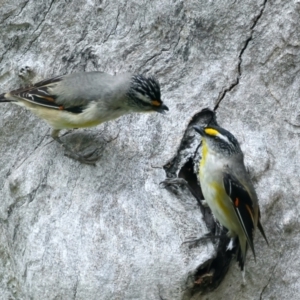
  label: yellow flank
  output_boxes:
[200,138,232,229]
[209,181,230,218]
[200,139,208,169]
[204,128,219,136]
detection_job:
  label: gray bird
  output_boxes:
[0,72,168,163]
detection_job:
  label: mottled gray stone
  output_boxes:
[0,0,299,299]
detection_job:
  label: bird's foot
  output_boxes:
[160,177,207,206]
[182,236,206,247]
[160,177,188,188]
[183,232,229,247]
[63,147,102,165]
[53,135,103,165]
[182,233,222,246]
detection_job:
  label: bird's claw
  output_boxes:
[182,236,207,247]
[182,233,227,246]
[159,177,188,188]
[63,148,102,165]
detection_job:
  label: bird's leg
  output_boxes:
[182,232,229,246]
[160,177,208,206]
[160,177,188,187]
[51,129,61,140]
[51,129,100,165]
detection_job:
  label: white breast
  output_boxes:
[25,102,129,130]
[199,150,240,235]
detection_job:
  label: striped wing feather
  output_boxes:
[223,173,256,258]
[10,75,69,110]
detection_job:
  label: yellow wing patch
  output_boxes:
[204,128,219,136]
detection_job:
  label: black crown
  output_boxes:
[131,75,161,101]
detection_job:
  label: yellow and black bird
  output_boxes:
[193,124,268,270]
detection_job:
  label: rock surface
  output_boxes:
[0,0,299,299]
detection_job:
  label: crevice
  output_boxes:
[140,52,164,70]
[14,0,30,18]
[73,274,79,300]
[0,0,29,23]
[14,129,50,170]
[102,6,121,43]
[173,22,185,50]
[259,257,280,300]
[0,0,31,62]
[138,45,171,71]
[119,22,134,40]
[23,0,56,55]
[1,12,15,23]
[7,197,28,219]
[162,109,235,294]
[0,36,19,64]
[7,158,52,218]
[27,163,51,204]
[214,0,268,110]
[35,0,55,33]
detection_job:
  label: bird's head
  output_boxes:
[127,75,169,114]
[193,125,242,156]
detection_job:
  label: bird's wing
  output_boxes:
[223,172,256,258]
[9,72,124,113]
[7,72,111,113]
[258,208,269,245]
[9,74,85,113]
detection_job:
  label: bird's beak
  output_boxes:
[154,103,169,114]
[193,125,205,135]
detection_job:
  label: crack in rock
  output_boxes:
[259,258,279,300]
[23,0,55,55]
[214,0,268,110]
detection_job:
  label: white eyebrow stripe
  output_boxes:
[134,91,151,104]
[217,132,231,144]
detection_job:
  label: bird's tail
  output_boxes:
[236,234,248,271]
[0,93,11,102]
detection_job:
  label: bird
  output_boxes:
[0,71,168,163]
[193,124,268,271]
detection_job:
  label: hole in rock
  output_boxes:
[162,108,236,295]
